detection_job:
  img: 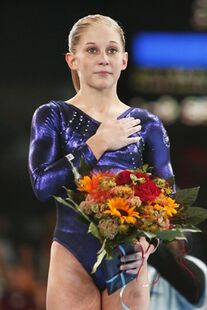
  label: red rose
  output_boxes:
[134,179,161,203]
[115,170,132,185]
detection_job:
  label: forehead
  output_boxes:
[79,24,122,46]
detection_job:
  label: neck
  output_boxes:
[71,85,123,113]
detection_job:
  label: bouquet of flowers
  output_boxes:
[55,159,207,294]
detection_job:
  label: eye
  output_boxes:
[87,47,98,54]
[107,47,118,54]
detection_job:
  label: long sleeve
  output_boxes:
[143,115,175,181]
[28,102,97,202]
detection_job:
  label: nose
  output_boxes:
[98,51,109,65]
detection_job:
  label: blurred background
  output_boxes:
[1,0,207,309]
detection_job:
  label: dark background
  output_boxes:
[0,1,207,308]
[1,0,206,256]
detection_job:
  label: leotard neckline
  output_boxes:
[60,101,134,124]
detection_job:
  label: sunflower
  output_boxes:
[104,197,140,224]
[155,194,179,217]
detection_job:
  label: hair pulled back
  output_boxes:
[67,14,125,92]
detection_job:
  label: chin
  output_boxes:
[96,85,114,92]
[91,81,115,91]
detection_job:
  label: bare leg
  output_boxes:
[46,241,101,310]
[102,237,157,309]
[102,262,150,310]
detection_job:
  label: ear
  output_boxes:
[121,52,128,71]
[65,52,78,70]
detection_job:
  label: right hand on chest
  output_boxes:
[95,117,141,151]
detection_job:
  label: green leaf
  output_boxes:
[97,239,107,254]
[166,176,175,187]
[91,249,107,274]
[53,196,72,208]
[76,215,91,226]
[88,222,102,241]
[136,164,150,173]
[79,157,91,177]
[156,229,186,241]
[184,206,207,225]
[54,195,82,215]
[91,239,107,274]
[141,231,157,240]
[68,199,91,222]
[54,195,91,223]
[66,161,81,183]
[179,227,201,233]
[175,187,200,206]
[66,188,85,204]
[62,186,73,198]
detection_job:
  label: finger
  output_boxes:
[134,238,151,256]
[126,137,140,144]
[146,244,157,256]
[127,125,142,135]
[120,260,141,271]
[126,119,141,126]
[120,252,142,263]
[139,236,147,243]
[120,136,140,148]
[134,243,143,252]
[117,117,135,123]
[125,269,139,275]
[149,238,160,253]
[118,118,141,126]
[136,237,150,251]
[138,236,158,251]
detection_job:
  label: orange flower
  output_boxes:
[105,197,140,224]
[77,176,93,192]
[78,172,116,202]
[155,194,179,217]
[77,173,109,192]
[143,204,155,214]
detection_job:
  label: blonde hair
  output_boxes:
[67,14,126,92]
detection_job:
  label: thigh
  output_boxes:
[101,288,123,310]
[46,241,101,310]
[101,279,149,310]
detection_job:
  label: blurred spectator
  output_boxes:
[149,237,207,310]
[0,215,50,309]
[0,264,36,309]
[149,256,207,310]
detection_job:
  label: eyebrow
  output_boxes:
[85,40,119,45]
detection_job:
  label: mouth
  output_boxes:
[95,71,112,75]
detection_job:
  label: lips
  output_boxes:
[95,71,112,74]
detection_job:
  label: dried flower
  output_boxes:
[98,218,119,239]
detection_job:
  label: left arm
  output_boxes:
[144,116,174,181]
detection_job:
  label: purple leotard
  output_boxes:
[28,100,174,290]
